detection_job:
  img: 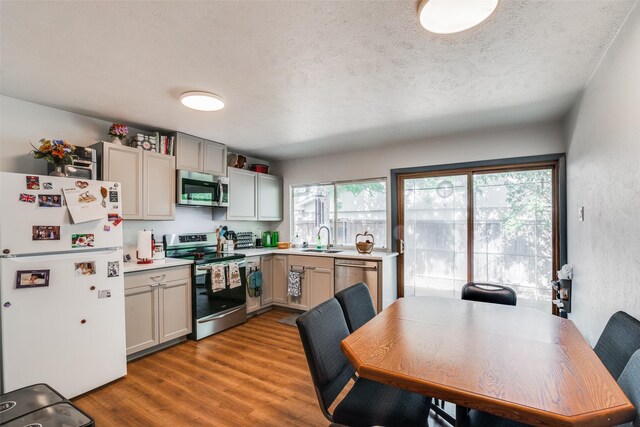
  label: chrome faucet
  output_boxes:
[317,226,332,250]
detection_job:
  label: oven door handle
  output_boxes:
[197,306,246,323]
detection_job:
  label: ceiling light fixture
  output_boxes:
[418,0,498,34]
[180,91,225,111]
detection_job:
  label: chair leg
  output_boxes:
[455,405,469,427]
[431,400,456,426]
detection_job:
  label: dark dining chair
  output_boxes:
[617,349,640,426]
[335,282,376,333]
[461,282,517,306]
[594,311,640,380]
[296,298,432,427]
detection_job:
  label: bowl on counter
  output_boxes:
[277,242,290,249]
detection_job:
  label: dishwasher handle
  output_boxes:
[335,262,378,270]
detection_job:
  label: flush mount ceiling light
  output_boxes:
[180,91,225,111]
[418,0,499,34]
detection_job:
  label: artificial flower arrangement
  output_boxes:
[109,123,128,141]
[31,138,76,165]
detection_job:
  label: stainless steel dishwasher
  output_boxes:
[334,259,380,311]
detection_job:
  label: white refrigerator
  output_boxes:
[0,172,126,398]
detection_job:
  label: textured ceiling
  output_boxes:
[0,1,636,160]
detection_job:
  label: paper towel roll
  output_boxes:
[137,230,153,260]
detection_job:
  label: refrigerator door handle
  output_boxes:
[2,248,122,262]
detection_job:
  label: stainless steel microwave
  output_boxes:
[177,170,229,207]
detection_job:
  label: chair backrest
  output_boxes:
[296,298,355,421]
[335,282,376,333]
[461,282,517,306]
[594,311,640,379]
[617,349,640,426]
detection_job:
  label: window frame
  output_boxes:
[290,177,388,250]
[391,154,566,314]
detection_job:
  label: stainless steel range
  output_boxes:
[164,233,247,340]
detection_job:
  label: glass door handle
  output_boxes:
[399,239,405,255]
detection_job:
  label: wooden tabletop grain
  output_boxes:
[340,297,635,427]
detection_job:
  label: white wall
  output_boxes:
[565,4,640,344]
[0,96,277,250]
[276,121,566,248]
[0,96,147,175]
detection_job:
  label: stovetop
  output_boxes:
[164,233,245,265]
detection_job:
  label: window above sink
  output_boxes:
[291,178,387,250]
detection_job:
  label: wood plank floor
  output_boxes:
[74,309,451,426]
[74,309,329,426]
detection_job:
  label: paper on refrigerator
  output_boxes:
[62,186,105,223]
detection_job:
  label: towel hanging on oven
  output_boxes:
[229,262,242,289]
[288,271,302,297]
[207,265,226,294]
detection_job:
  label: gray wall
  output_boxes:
[276,121,566,248]
[565,4,640,344]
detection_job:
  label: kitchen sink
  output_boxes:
[301,249,342,254]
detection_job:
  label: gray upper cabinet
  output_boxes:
[175,132,227,176]
[97,142,175,220]
[102,143,143,219]
[227,167,282,221]
[203,140,227,176]
[175,133,203,172]
[258,174,282,221]
[227,167,258,220]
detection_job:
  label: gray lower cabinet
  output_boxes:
[272,255,288,305]
[260,255,273,305]
[287,255,334,311]
[124,266,192,356]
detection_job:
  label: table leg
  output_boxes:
[455,405,469,427]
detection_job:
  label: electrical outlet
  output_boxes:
[579,206,584,222]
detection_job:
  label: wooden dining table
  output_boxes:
[340,296,635,427]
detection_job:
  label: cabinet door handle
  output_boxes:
[150,274,166,282]
[149,283,160,288]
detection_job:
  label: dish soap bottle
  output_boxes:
[316,235,322,250]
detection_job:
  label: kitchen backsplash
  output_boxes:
[122,206,279,258]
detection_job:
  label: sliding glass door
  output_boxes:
[398,163,558,312]
[402,175,468,299]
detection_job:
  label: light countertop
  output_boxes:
[232,248,398,261]
[123,249,396,274]
[123,257,194,274]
